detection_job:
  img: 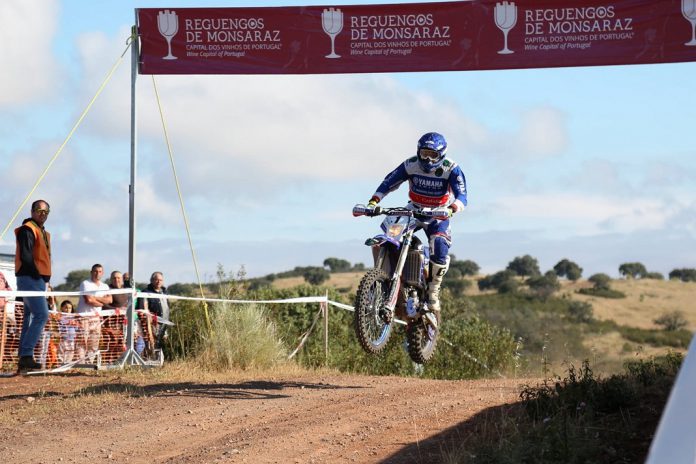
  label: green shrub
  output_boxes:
[618,325,691,348]
[445,356,682,464]
[588,272,611,290]
[443,277,472,297]
[526,271,561,300]
[478,270,516,291]
[577,287,626,299]
[644,272,664,280]
[567,300,594,323]
[196,303,287,371]
[653,311,689,331]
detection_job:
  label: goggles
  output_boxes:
[419,148,441,161]
[33,208,50,215]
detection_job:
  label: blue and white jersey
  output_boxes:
[373,156,468,211]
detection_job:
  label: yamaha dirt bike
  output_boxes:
[352,203,448,364]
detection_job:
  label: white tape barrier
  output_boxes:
[2,287,498,375]
[0,288,133,298]
[0,288,406,325]
[1,288,330,305]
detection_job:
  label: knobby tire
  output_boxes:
[354,268,392,355]
[407,312,439,364]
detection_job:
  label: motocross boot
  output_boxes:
[427,256,450,313]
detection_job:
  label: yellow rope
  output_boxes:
[1,37,133,242]
[151,75,212,333]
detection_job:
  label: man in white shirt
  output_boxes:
[76,263,112,363]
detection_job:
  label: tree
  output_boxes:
[323,257,351,273]
[643,271,664,280]
[443,278,472,297]
[303,267,330,285]
[526,271,561,300]
[54,269,91,291]
[553,258,583,281]
[588,273,611,291]
[669,268,696,282]
[351,263,366,271]
[506,255,541,277]
[618,262,647,279]
[450,258,480,276]
[478,270,516,291]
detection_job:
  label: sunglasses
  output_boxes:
[419,148,440,161]
[33,208,50,215]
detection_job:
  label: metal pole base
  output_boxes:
[113,348,148,368]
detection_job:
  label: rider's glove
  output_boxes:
[432,206,454,220]
[367,196,380,209]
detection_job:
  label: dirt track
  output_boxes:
[0,371,534,463]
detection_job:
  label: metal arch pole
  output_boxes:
[117,16,146,368]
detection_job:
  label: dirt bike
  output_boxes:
[352,203,448,364]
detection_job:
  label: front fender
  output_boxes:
[364,234,402,249]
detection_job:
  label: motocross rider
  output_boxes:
[365,132,467,313]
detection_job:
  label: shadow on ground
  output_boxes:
[75,379,366,400]
[378,401,523,464]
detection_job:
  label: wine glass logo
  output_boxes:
[157,10,179,60]
[683,0,696,46]
[322,8,343,59]
[494,1,517,54]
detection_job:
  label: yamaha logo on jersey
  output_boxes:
[412,177,445,190]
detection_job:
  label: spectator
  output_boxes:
[123,272,132,288]
[46,284,57,312]
[14,199,52,372]
[122,271,147,355]
[57,300,77,363]
[104,271,129,310]
[76,264,111,363]
[0,270,10,312]
[0,270,18,359]
[137,271,169,348]
[102,270,131,357]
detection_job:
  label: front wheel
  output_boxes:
[354,268,393,355]
[406,313,440,364]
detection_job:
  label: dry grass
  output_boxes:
[272,274,696,331]
[269,272,696,375]
[271,272,365,292]
[568,279,696,330]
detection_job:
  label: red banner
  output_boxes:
[137,0,696,75]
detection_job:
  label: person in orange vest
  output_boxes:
[15,199,52,372]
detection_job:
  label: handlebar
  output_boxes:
[352,204,450,220]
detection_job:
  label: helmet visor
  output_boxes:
[419,148,441,161]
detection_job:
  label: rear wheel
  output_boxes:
[354,268,393,354]
[407,312,439,364]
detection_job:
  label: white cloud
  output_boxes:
[71,32,491,193]
[0,0,61,106]
[490,193,682,235]
[516,106,568,157]
[472,105,568,162]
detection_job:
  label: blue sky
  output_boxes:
[1,0,695,285]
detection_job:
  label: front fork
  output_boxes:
[374,233,413,312]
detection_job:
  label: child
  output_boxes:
[57,300,77,363]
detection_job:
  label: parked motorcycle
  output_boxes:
[352,203,448,364]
